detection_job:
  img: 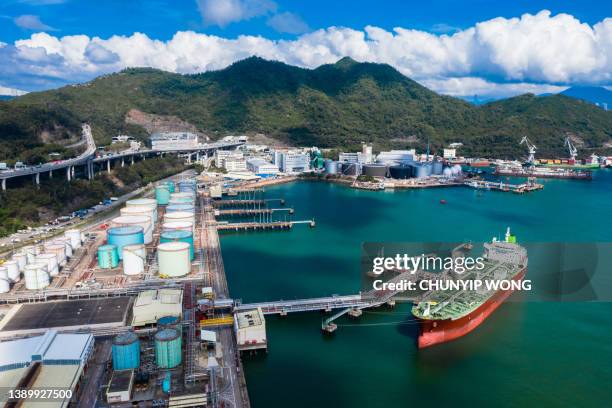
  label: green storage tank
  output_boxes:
[97,244,119,269]
[155,329,182,369]
[155,186,171,205]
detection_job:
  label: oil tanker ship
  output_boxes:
[412,228,527,348]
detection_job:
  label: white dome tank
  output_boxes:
[451,164,462,175]
[3,261,20,282]
[162,221,194,234]
[111,215,153,244]
[157,242,191,278]
[0,279,9,294]
[35,253,60,277]
[64,229,82,249]
[12,252,27,272]
[164,211,196,232]
[24,263,50,290]
[443,167,453,177]
[122,244,146,276]
[44,242,66,266]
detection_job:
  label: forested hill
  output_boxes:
[1,56,611,160]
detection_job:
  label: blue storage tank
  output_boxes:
[157,315,182,331]
[178,180,197,193]
[155,329,182,369]
[432,161,444,175]
[98,244,119,269]
[162,372,171,393]
[160,230,194,260]
[107,226,144,260]
[166,204,195,213]
[112,332,140,370]
[155,186,171,206]
[414,164,429,178]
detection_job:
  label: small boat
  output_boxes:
[440,199,447,204]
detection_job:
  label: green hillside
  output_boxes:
[1,57,611,160]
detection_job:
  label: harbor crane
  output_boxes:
[520,136,537,164]
[565,137,578,161]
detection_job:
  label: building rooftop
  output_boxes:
[235,308,264,329]
[131,289,183,327]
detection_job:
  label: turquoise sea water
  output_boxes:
[221,171,612,407]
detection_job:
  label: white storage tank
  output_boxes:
[164,211,195,232]
[126,198,158,224]
[157,242,191,278]
[35,253,60,277]
[162,221,194,234]
[0,279,9,294]
[64,229,82,249]
[122,244,146,276]
[53,238,73,258]
[0,267,8,281]
[22,245,42,264]
[3,261,20,282]
[110,215,153,244]
[121,206,157,227]
[24,263,50,290]
[43,242,66,266]
[12,253,27,272]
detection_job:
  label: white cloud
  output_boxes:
[2,10,611,97]
[267,12,310,35]
[0,85,28,96]
[196,0,276,27]
[13,14,56,31]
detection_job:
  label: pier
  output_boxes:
[212,198,286,208]
[215,208,295,217]
[216,220,315,232]
[464,179,543,193]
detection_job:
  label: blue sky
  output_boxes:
[0,0,610,97]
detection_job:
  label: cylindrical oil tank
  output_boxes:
[155,329,182,369]
[35,253,59,277]
[157,315,181,332]
[43,242,66,266]
[0,279,9,294]
[98,244,119,269]
[0,267,8,281]
[341,163,361,176]
[170,192,194,200]
[53,238,72,258]
[157,242,190,278]
[3,261,20,282]
[107,226,144,260]
[120,206,156,227]
[64,229,82,249]
[166,204,195,214]
[178,180,197,194]
[413,164,429,179]
[164,180,175,193]
[324,160,338,175]
[110,215,152,244]
[164,212,195,233]
[362,164,388,178]
[125,198,158,224]
[12,253,27,272]
[451,164,462,175]
[122,244,146,275]
[155,186,171,206]
[162,221,193,234]
[23,245,42,264]
[24,263,49,290]
[389,165,413,179]
[112,332,141,371]
[160,230,194,261]
[433,161,444,175]
[443,167,453,177]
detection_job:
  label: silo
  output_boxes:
[362,164,388,178]
[122,244,146,276]
[64,229,82,249]
[413,164,429,179]
[324,160,338,175]
[110,215,152,244]
[160,230,194,261]
[120,206,157,227]
[125,198,158,225]
[155,186,171,206]
[35,253,59,277]
[24,263,49,290]
[3,261,20,282]
[107,226,145,260]
[341,163,361,176]
[0,279,9,294]
[12,253,27,272]
[155,329,182,369]
[166,204,195,214]
[162,221,193,234]
[157,242,191,278]
[98,244,119,269]
[433,161,444,175]
[112,332,141,371]
[423,163,433,176]
[164,212,195,233]
[389,165,413,179]
[44,242,66,266]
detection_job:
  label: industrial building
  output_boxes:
[246,158,279,177]
[215,150,243,168]
[0,329,94,407]
[223,159,247,172]
[131,289,183,327]
[443,148,457,159]
[376,149,415,165]
[273,151,310,173]
[234,308,267,352]
[150,132,199,151]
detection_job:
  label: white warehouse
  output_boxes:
[246,158,279,177]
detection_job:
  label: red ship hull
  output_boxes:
[417,268,526,348]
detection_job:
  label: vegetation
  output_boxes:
[0,155,188,237]
[1,57,611,159]
[357,174,377,183]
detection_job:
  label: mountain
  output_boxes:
[561,86,612,109]
[1,57,611,161]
